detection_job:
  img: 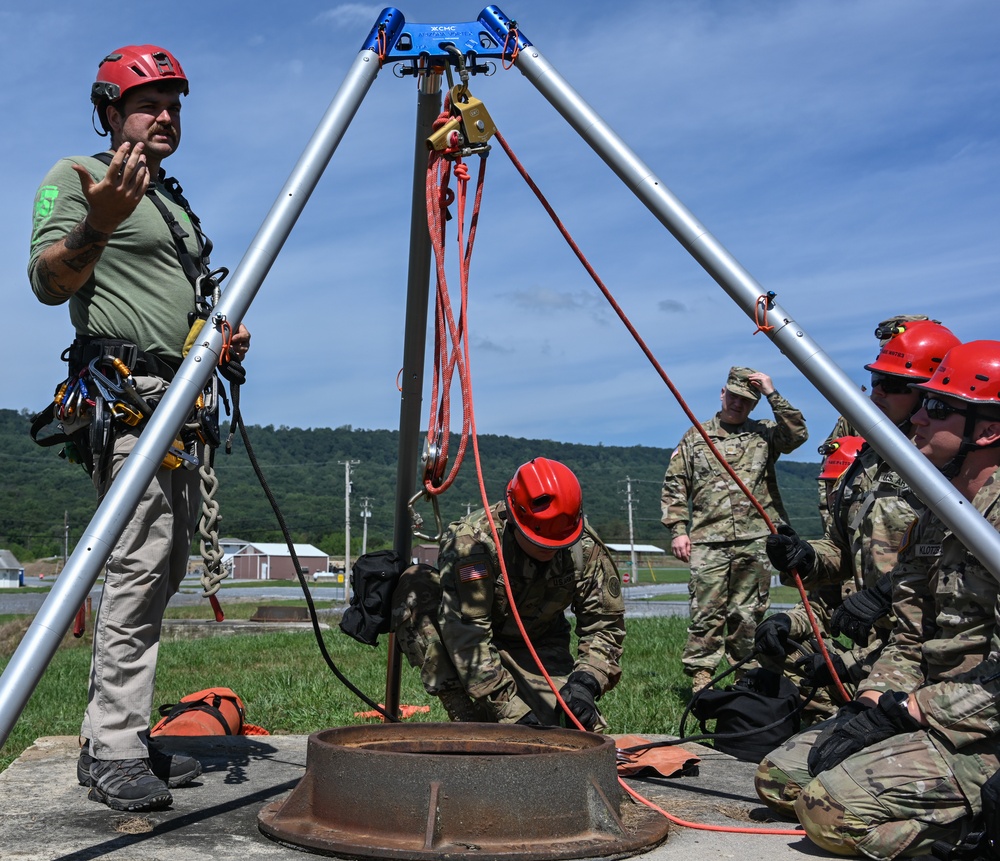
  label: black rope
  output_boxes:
[222,363,397,722]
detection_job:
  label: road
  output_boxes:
[2,578,791,619]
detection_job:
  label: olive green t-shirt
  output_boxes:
[29,154,199,361]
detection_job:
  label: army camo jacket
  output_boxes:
[803,442,923,593]
[859,466,1000,749]
[660,391,808,543]
[436,502,625,721]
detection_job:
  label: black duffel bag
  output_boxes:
[689,668,802,762]
[339,550,403,646]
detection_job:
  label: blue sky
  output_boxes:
[3,1,998,457]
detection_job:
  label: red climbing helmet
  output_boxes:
[864,320,961,381]
[912,341,1000,406]
[817,436,865,481]
[91,45,188,130]
[506,458,584,549]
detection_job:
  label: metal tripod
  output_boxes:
[2,4,998,746]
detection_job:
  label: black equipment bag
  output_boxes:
[339,550,403,646]
[689,668,802,762]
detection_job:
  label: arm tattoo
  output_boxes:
[37,219,110,301]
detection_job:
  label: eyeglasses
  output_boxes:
[922,397,969,421]
[870,372,913,395]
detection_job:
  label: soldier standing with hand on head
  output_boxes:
[661,367,808,693]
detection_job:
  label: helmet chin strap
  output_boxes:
[938,406,1000,478]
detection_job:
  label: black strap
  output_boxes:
[91,152,212,292]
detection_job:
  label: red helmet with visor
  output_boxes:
[506,458,584,549]
[864,320,960,381]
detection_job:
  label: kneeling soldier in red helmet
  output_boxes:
[393,457,625,730]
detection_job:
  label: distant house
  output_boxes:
[229,542,329,581]
[605,544,666,583]
[411,543,439,567]
[0,550,24,589]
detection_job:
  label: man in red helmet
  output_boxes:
[755,341,1000,858]
[759,321,961,715]
[392,457,625,730]
[28,46,248,811]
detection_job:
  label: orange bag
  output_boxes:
[150,687,245,737]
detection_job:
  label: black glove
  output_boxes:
[795,651,850,687]
[754,613,793,658]
[807,691,920,776]
[516,711,543,727]
[765,524,816,575]
[830,576,893,647]
[558,671,602,731]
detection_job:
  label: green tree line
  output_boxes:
[0,408,824,562]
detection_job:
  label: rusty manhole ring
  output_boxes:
[258,722,669,860]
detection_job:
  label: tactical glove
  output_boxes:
[516,711,543,727]
[830,575,893,647]
[754,613,793,658]
[765,524,816,575]
[794,651,850,687]
[558,671,602,731]
[807,691,920,776]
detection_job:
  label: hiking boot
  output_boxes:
[78,739,202,788]
[437,689,482,722]
[87,758,172,811]
[691,670,713,693]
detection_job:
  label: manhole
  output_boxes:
[258,722,669,860]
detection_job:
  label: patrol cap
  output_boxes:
[725,366,761,403]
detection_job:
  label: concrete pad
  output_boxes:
[0,734,837,860]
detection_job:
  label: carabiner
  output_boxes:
[408,488,444,542]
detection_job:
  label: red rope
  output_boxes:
[493,130,851,714]
[422,104,488,495]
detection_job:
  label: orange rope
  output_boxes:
[422,103,488,495]
[501,23,521,69]
[376,25,388,67]
[218,318,234,366]
[753,293,775,335]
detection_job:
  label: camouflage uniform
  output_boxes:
[661,369,808,676]
[765,442,925,719]
[817,415,858,531]
[756,467,1000,859]
[392,501,625,727]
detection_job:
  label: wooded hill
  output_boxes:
[0,408,825,561]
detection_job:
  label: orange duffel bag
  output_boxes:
[150,687,246,737]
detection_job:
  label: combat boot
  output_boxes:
[437,689,481,722]
[691,670,713,693]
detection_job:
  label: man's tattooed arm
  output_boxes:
[35,219,110,303]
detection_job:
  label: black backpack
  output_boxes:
[339,551,403,646]
[689,668,802,762]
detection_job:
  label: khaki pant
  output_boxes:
[81,377,201,761]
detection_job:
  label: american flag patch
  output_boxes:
[459,562,489,583]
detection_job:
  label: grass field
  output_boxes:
[0,602,696,773]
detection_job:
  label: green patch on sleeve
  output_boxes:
[33,186,59,231]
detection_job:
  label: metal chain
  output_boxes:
[198,460,229,596]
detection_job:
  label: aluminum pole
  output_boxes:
[513,46,1000,578]
[0,46,385,748]
[386,64,445,718]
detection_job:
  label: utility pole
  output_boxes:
[339,459,360,598]
[361,497,372,555]
[63,511,69,574]
[624,477,638,586]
